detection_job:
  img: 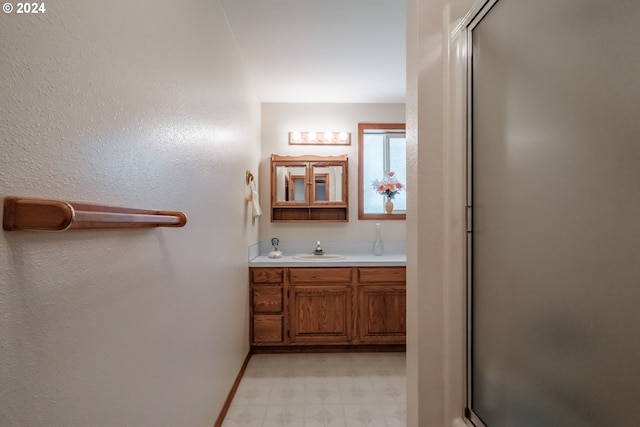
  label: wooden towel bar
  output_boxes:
[3,197,187,231]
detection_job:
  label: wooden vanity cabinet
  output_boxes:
[249,266,406,348]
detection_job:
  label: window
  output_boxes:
[358,123,406,220]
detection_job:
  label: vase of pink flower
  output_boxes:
[372,171,404,213]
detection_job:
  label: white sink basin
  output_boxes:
[293,254,346,261]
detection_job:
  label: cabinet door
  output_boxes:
[358,285,406,344]
[273,163,309,205]
[290,285,351,344]
[311,162,346,205]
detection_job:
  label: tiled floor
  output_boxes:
[221,352,406,427]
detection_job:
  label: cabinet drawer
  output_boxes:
[289,268,352,284]
[358,267,406,283]
[251,268,284,284]
[252,287,283,313]
[253,315,284,343]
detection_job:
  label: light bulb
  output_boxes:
[339,132,348,141]
[291,131,301,141]
[308,132,317,141]
[323,131,333,142]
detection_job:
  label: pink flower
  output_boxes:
[372,173,404,198]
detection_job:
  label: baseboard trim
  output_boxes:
[251,344,406,354]
[213,350,252,427]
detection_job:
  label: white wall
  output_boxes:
[259,103,406,249]
[406,0,472,426]
[0,1,259,426]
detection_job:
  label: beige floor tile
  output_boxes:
[224,353,406,427]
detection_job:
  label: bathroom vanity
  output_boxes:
[249,259,406,351]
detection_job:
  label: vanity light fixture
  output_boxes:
[288,131,351,145]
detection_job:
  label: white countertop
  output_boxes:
[249,253,406,267]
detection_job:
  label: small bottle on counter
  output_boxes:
[268,237,283,258]
[373,223,384,256]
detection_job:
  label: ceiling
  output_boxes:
[220,0,406,103]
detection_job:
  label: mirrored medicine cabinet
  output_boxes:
[270,154,348,222]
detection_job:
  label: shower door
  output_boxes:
[467,0,640,426]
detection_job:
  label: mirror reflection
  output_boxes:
[275,165,345,203]
[312,165,343,202]
[276,166,307,202]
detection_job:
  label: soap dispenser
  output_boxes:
[373,223,384,256]
[268,237,283,258]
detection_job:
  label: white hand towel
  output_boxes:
[250,180,262,218]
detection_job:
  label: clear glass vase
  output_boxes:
[373,223,384,256]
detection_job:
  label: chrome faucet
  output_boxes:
[313,241,324,255]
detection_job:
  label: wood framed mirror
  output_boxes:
[271,154,348,222]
